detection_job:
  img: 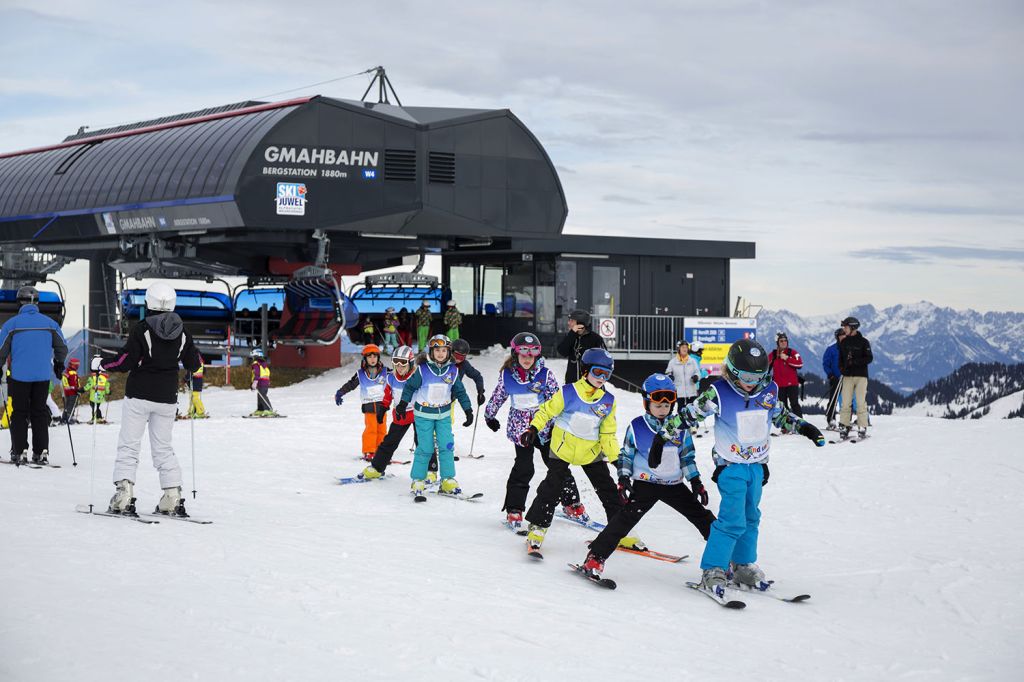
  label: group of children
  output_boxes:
[338,329,827,599]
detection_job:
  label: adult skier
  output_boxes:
[769,332,804,418]
[555,309,606,385]
[838,316,873,439]
[665,340,701,413]
[415,300,433,351]
[100,282,203,517]
[673,339,824,602]
[0,285,68,464]
[577,373,716,579]
[334,344,389,460]
[397,334,473,498]
[443,301,463,341]
[821,328,844,429]
[484,332,585,532]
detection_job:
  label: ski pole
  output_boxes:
[66,419,77,467]
[189,371,197,499]
[468,406,481,457]
[89,368,98,513]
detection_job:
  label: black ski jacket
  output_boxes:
[556,330,606,385]
[839,333,873,378]
[102,313,202,404]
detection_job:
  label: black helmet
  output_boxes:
[451,338,471,356]
[510,332,542,356]
[723,339,772,396]
[16,285,39,305]
[776,331,789,343]
[569,309,592,328]
[834,328,844,340]
[841,316,861,330]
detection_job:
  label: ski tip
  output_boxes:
[724,600,746,609]
[787,594,812,602]
[527,551,544,560]
[413,495,428,503]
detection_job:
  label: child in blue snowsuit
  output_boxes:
[396,334,473,497]
[675,338,824,600]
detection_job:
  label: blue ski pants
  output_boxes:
[411,410,456,480]
[700,463,764,570]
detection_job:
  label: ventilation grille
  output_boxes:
[428,152,455,184]
[384,149,416,181]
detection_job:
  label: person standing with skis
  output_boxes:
[249,347,274,416]
[334,344,389,460]
[769,332,804,418]
[838,316,873,440]
[665,340,701,414]
[358,346,418,479]
[443,301,463,341]
[821,328,844,430]
[415,300,433,351]
[100,282,203,517]
[60,357,83,424]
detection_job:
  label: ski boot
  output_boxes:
[425,470,439,485]
[857,428,868,440]
[561,502,590,524]
[155,486,188,517]
[618,536,648,551]
[359,465,385,480]
[729,562,766,588]
[838,424,851,441]
[32,450,49,465]
[410,479,426,498]
[526,524,547,555]
[505,510,524,533]
[581,552,605,578]
[10,449,28,465]
[699,566,729,591]
[108,480,137,516]
[438,478,462,496]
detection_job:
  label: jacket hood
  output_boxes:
[147,312,184,341]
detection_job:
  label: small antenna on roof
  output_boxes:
[360,66,402,106]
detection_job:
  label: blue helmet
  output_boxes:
[581,347,614,373]
[641,373,677,411]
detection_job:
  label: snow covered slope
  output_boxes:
[2,353,1022,681]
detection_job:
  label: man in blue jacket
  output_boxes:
[0,286,68,464]
[821,328,844,429]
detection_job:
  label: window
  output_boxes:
[503,263,534,319]
[536,260,555,332]
[592,265,620,317]
[449,266,474,313]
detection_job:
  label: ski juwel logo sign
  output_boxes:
[275,183,307,216]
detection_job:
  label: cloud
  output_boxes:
[849,245,1024,263]
[800,131,1007,144]
[602,194,648,205]
[848,202,1024,217]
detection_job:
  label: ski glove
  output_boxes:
[797,421,826,447]
[334,389,345,406]
[690,477,709,506]
[519,425,538,448]
[711,464,726,483]
[476,391,486,406]
[394,401,408,420]
[462,410,474,428]
[761,463,770,487]
[648,434,666,469]
[485,417,501,432]
[617,475,633,504]
[691,375,699,384]
[375,403,387,424]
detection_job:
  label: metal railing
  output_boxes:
[600,314,687,357]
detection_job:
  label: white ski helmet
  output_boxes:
[145,282,177,312]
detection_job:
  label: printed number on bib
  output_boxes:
[736,409,768,444]
[511,393,540,410]
[568,411,600,440]
[427,382,450,405]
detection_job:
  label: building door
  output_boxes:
[592,266,620,318]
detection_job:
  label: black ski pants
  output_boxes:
[370,421,412,472]
[61,393,78,424]
[778,385,802,417]
[825,376,840,424]
[504,442,581,512]
[525,457,620,528]
[256,385,271,412]
[587,480,716,562]
[9,379,50,455]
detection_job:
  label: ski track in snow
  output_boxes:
[1,354,1022,681]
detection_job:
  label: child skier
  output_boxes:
[396,334,473,498]
[484,332,585,533]
[335,344,389,460]
[678,338,825,602]
[577,373,716,579]
[187,365,208,418]
[451,338,486,407]
[250,347,274,416]
[520,347,631,557]
[61,357,82,424]
[358,346,417,479]
[83,361,111,423]
[382,308,399,352]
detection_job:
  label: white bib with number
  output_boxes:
[511,392,540,410]
[736,409,768,444]
[427,382,450,405]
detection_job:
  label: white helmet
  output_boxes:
[145,282,176,312]
[689,340,704,353]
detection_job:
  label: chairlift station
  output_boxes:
[0,72,755,371]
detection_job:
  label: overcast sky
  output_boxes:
[2,0,1022,323]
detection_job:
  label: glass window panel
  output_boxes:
[449,266,474,313]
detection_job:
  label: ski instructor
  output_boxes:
[556,309,606,385]
[0,285,68,465]
[100,282,202,517]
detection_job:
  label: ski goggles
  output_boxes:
[514,345,542,357]
[453,352,467,363]
[392,358,410,366]
[728,365,767,386]
[646,389,677,405]
[428,337,450,349]
[588,365,612,380]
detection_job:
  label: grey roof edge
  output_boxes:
[442,234,756,259]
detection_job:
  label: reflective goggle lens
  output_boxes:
[589,366,612,380]
[647,389,676,404]
[454,353,466,362]
[393,359,409,365]
[730,366,765,385]
[428,338,449,348]
[515,346,542,357]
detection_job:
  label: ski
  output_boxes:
[685,581,746,609]
[75,505,159,524]
[431,490,483,502]
[352,456,410,465]
[554,507,606,531]
[463,454,485,459]
[144,513,212,524]
[338,473,396,485]
[1,460,43,469]
[568,563,617,589]
[728,580,810,603]
[413,494,428,503]
[241,414,286,419]
[527,547,543,560]
[587,541,688,563]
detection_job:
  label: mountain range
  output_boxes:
[755,302,1024,393]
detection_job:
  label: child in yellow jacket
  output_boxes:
[519,347,632,556]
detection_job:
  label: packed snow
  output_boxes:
[2,351,1022,681]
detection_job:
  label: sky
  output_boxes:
[1,0,1023,326]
